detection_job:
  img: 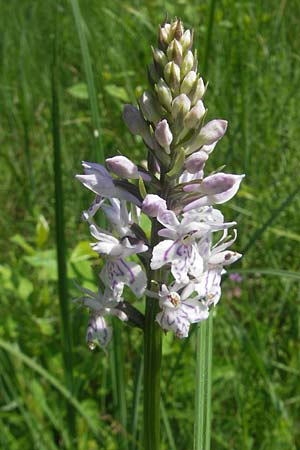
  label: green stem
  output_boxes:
[111,318,128,450]
[144,295,162,450]
[144,219,162,450]
[205,314,213,450]
[193,314,213,450]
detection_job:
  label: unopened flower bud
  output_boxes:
[183,174,244,210]
[139,91,162,125]
[171,19,184,40]
[142,194,167,217]
[202,141,218,154]
[155,119,173,153]
[185,150,208,174]
[152,47,168,68]
[180,29,193,52]
[159,23,171,49]
[167,39,183,65]
[181,51,194,78]
[184,100,206,129]
[155,78,173,111]
[123,105,148,135]
[164,62,181,89]
[209,251,242,266]
[180,71,197,95]
[148,63,160,84]
[199,173,241,195]
[123,104,155,150]
[171,94,191,119]
[106,155,139,179]
[186,119,227,154]
[191,77,205,104]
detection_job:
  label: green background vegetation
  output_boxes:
[1,0,300,448]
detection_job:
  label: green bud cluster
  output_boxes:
[124,18,212,176]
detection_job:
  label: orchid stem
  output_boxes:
[144,220,162,450]
[194,313,213,450]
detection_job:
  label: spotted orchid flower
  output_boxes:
[194,228,242,305]
[150,209,210,284]
[89,224,147,297]
[148,284,209,338]
[76,161,142,206]
[74,285,127,351]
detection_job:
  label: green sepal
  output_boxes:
[139,176,147,199]
[167,147,185,178]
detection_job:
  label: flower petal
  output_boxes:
[86,315,112,351]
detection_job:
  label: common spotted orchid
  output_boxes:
[75,17,243,348]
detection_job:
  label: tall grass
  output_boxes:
[51,17,76,443]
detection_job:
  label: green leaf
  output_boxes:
[104,84,130,103]
[67,82,89,99]
[17,277,34,300]
[139,214,152,239]
[10,234,35,255]
[24,250,58,280]
[69,240,97,263]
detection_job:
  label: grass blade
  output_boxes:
[70,0,104,163]
[51,25,75,441]
[130,356,143,450]
[161,398,176,450]
[231,268,300,281]
[242,187,299,255]
[0,339,108,442]
[203,0,217,77]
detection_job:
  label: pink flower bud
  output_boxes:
[142,194,167,217]
[123,105,148,135]
[209,251,242,266]
[139,91,161,124]
[184,100,206,129]
[185,150,208,174]
[106,156,139,179]
[199,173,241,195]
[183,174,244,211]
[186,119,227,155]
[155,120,173,153]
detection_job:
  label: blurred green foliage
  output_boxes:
[0,0,300,449]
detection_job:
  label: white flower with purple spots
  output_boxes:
[76,161,142,206]
[74,285,127,351]
[150,209,210,284]
[194,228,242,305]
[89,223,147,297]
[149,284,209,338]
